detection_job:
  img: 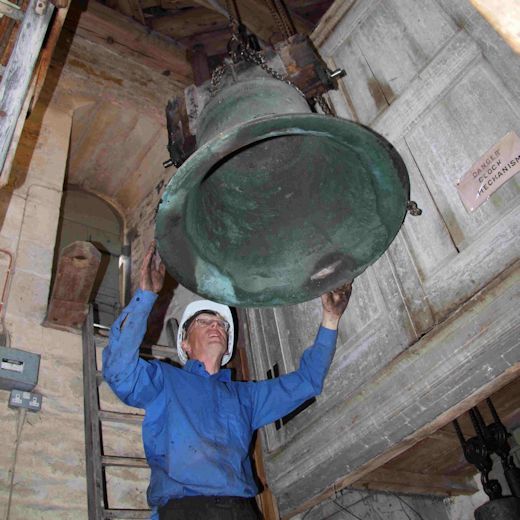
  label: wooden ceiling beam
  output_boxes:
[116,0,146,24]
[149,7,228,40]
[73,0,192,85]
[191,0,314,43]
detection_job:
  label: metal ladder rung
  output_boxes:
[102,455,148,468]
[103,509,151,519]
[99,410,144,424]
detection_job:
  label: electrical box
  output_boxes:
[0,346,40,391]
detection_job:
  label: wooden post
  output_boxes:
[188,44,211,86]
[233,309,280,520]
[0,0,54,178]
[44,242,102,333]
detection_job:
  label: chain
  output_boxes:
[209,62,228,96]
[315,93,334,115]
[209,43,305,99]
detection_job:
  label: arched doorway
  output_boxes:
[54,189,123,327]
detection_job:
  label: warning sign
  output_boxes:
[456,131,520,212]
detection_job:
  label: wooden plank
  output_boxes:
[117,0,146,24]
[83,308,105,520]
[311,0,356,47]
[102,455,148,468]
[236,308,280,520]
[30,3,70,112]
[99,410,144,424]
[351,467,478,496]
[282,366,520,519]
[268,262,520,517]
[0,70,36,188]
[178,26,231,57]
[73,0,192,84]
[104,509,150,519]
[149,6,227,40]
[44,242,102,332]
[0,0,54,175]
[191,0,313,42]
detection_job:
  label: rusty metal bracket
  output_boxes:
[406,200,422,216]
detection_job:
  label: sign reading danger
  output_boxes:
[457,131,520,212]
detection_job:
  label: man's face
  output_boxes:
[182,312,228,363]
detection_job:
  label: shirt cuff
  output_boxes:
[317,325,337,343]
[130,288,158,312]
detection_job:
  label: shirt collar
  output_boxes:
[183,359,231,382]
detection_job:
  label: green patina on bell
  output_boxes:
[156,66,410,307]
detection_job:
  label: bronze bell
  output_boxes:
[156,64,410,307]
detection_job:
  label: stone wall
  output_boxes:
[0,94,88,518]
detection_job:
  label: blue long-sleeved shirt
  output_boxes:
[103,289,337,516]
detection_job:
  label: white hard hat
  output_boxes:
[177,300,234,366]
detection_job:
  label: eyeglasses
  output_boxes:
[192,317,230,333]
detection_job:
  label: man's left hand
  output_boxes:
[320,281,353,330]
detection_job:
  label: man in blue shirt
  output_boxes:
[103,242,353,519]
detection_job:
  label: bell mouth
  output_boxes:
[156,113,409,307]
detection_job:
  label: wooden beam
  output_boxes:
[74,0,192,84]
[282,364,520,519]
[102,455,148,468]
[0,0,54,177]
[44,242,102,333]
[149,6,228,40]
[187,43,211,85]
[311,0,356,47]
[271,262,520,518]
[191,0,313,42]
[179,26,231,57]
[117,0,146,24]
[351,467,478,497]
[30,3,71,111]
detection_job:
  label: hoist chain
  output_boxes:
[209,41,304,99]
[315,94,334,115]
[208,0,335,120]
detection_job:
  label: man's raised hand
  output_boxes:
[320,281,353,330]
[140,241,166,294]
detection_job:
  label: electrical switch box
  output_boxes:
[0,346,40,391]
[8,389,42,412]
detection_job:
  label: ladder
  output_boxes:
[0,0,70,187]
[0,0,54,177]
[82,306,173,519]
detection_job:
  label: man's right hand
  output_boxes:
[140,241,166,293]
